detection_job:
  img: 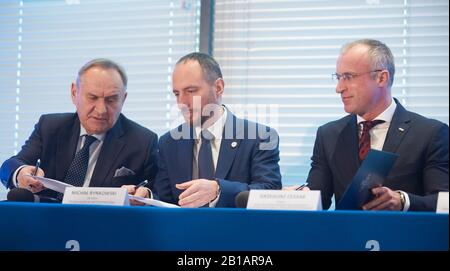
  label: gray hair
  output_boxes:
[341,39,395,88]
[77,58,128,89]
[176,52,223,85]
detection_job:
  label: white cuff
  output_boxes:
[12,165,27,188]
[208,182,221,207]
[144,187,153,199]
[209,191,220,207]
[400,190,410,212]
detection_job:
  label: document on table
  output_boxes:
[28,175,73,193]
[128,195,180,208]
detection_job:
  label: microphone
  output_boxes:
[235,190,250,208]
[7,188,60,203]
[7,188,35,202]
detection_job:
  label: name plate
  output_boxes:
[246,190,322,211]
[62,187,129,206]
[436,192,449,214]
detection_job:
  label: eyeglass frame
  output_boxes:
[331,69,383,82]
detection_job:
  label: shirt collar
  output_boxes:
[357,98,397,124]
[79,125,106,141]
[194,105,227,140]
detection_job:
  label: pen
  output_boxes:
[295,183,308,191]
[33,159,41,176]
[134,180,148,190]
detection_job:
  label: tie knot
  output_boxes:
[84,135,97,148]
[201,130,214,142]
[360,120,385,131]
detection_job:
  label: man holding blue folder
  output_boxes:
[299,39,448,211]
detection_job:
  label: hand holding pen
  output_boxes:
[33,159,41,176]
[16,158,44,193]
[122,180,150,205]
[134,180,149,190]
[295,183,309,191]
[121,180,149,196]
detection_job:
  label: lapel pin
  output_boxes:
[231,141,237,148]
[398,127,404,132]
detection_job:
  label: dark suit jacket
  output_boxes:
[0,113,158,198]
[152,110,282,207]
[307,99,449,211]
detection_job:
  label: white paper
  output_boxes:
[129,195,180,208]
[29,175,73,193]
[63,187,129,206]
[246,190,322,211]
[436,192,449,214]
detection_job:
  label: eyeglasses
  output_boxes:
[332,70,382,82]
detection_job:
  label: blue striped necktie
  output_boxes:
[198,130,215,180]
[63,135,97,187]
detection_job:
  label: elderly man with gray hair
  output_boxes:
[0,58,158,201]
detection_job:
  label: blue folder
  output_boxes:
[336,149,398,210]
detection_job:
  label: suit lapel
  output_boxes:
[382,101,411,153]
[215,112,241,179]
[178,139,194,181]
[56,114,80,181]
[216,139,241,179]
[90,115,126,187]
[333,115,360,183]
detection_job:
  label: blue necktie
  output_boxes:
[64,135,97,187]
[198,130,215,180]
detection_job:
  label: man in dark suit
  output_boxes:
[130,52,281,207]
[298,39,448,212]
[0,58,158,200]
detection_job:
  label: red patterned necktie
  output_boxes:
[358,120,385,162]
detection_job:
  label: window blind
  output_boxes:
[0,0,201,170]
[213,0,449,185]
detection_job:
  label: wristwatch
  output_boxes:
[214,178,220,198]
[213,178,221,199]
[397,191,406,210]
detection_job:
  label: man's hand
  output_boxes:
[17,166,45,193]
[122,185,150,206]
[362,186,402,211]
[176,179,219,208]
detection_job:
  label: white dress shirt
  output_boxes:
[14,125,105,188]
[192,106,227,207]
[75,126,105,187]
[356,98,410,211]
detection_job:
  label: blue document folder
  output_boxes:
[336,149,399,210]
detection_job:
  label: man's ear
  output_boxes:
[71,82,78,104]
[378,70,389,87]
[215,78,225,97]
